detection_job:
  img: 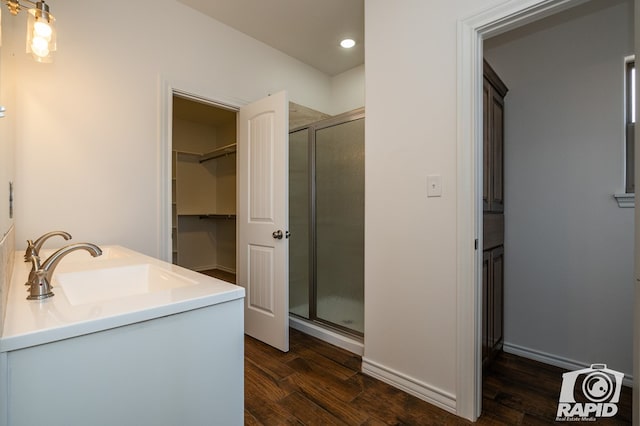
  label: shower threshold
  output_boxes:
[289,315,364,356]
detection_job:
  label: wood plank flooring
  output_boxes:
[200,268,237,284]
[245,329,632,425]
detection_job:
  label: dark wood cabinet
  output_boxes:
[483,61,507,213]
[482,61,507,369]
[482,243,505,368]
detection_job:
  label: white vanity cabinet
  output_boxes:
[1,300,243,426]
[0,247,245,426]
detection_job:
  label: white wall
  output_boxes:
[0,14,18,337]
[364,0,501,410]
[484,0,634,377]
[0,15,17,239]
[9,0,334,257]
[329,64,365,115]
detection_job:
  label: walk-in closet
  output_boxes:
[171,95,237,283]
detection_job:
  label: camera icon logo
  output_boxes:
[556,364,624,420]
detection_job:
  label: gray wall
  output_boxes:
[484,0,634,376]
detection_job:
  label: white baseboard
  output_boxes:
[190,263,217,272]
[289,316,364,356]
[503,342,633,388]
[214,264,236,274]
[192,264,236,274]
[361,357,457,415]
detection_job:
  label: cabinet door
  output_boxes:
[483,80,491,212]
[483,61,507,213]
[490,92,505,212]
[490,246,504,350]
[482,250,490,365]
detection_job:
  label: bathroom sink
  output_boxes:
[40,245,130,264]
[55,263,197,306]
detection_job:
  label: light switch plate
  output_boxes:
[427,175,442,197]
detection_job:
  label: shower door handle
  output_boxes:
[272,230,283,240]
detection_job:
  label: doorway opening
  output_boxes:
[478,1,634,422]
[456,0,636,421]
[170,93,238,283]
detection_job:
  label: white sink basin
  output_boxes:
[40,246,130,264]
[55,264,197,306]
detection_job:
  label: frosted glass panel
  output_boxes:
[315,118,364,333]
[289,128,310,318]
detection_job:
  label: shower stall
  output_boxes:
[289,108,364,347]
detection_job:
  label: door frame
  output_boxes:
[455,0,595,420]
[158,78,248,262]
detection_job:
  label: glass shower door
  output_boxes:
[315,116,365,334]
[289,128,310,318]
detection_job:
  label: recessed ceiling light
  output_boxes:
[340,39,356,49]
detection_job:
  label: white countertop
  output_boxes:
[0,246,245,352]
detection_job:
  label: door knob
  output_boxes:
[272,230,283,239]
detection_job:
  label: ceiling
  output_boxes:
[177,0,364,76]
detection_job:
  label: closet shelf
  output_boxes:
[177,213,236,220]
[199,143,237,163]
[198,214,236,220]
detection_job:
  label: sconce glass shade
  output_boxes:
[26,2,56,63]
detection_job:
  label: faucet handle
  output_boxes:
[24,231,72,262]
[25,251,41,286]
[24,239,35,262]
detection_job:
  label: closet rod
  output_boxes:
[199,143,237,163]
[198,214,237,220]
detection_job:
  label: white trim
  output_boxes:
[456,0,590,421]
[189,263,222,272]
[456,14,483,422]
[157,75,249,263]
[361,357,457,415]
[504,342,634,388]
[0,352,7,426]
[614,193,635,208]
[289,315,363,356]
[158,76,172,263]
[212,264,237,275]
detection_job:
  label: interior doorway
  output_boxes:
[478,0,635,421]
[456,0,637,420]
[163,89,291,352]
[171,94,238,283]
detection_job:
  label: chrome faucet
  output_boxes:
[24,231,72,262]
[26,243,102,300]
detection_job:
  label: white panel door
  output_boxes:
[238,91,289,352]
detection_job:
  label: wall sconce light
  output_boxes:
[5,0,56,63]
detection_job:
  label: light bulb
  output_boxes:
[340,39,356,49]
[26,3,56,62]
[33,20,52,41]
[31,36,49,58]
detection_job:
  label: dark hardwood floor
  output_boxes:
[200,268,237,284]
[245,329,632,425]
